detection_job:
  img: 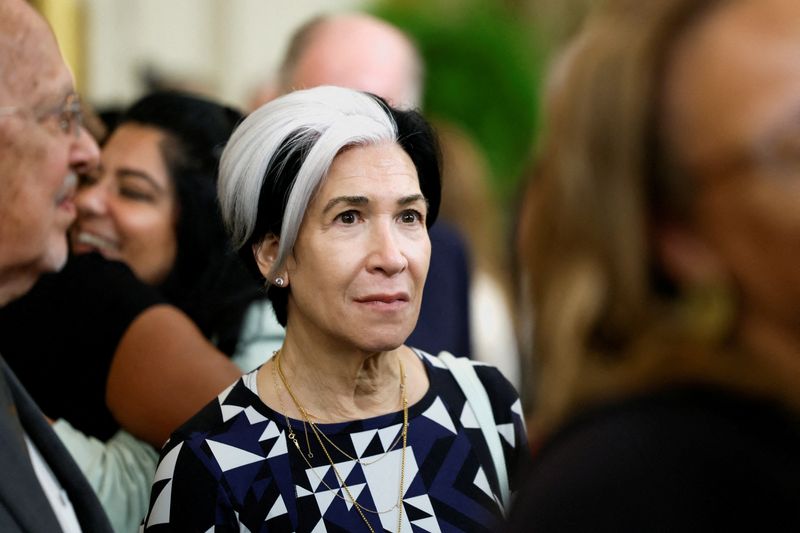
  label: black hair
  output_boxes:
[117,90,262,355]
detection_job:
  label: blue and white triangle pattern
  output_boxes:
[146,442,184,528]
[422,396,457,434]
[144,353,527,532]
[207,439,264,472]
[293,428,442,532]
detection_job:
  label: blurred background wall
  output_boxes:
[35,0,365,108]
[33,0,593,232]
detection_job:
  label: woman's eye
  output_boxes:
[399,209,423,224]
[336,210,359,224]
[120,187,155,202]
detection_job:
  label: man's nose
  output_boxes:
[70,126,100,175]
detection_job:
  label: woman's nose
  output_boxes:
[366,222,408,276]
[75,179,109,217]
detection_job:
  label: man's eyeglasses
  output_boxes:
[0,92,83,138]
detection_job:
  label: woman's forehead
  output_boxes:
[320,145,417,191]
[662,0,800,175]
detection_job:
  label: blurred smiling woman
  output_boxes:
[143,86,527,533]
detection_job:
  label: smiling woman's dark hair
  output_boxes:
[114,90,262,355]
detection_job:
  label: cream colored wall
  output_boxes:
[83,0,366,109]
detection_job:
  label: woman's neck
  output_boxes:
[261,325,419,422]
[288,344,402,419]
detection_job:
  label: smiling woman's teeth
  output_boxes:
[76,232,117,250]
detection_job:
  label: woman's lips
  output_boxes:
[354,293,410,310]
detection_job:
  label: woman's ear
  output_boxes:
[656,222,727,285]
[253,235,288,286]
[656,221,736,343]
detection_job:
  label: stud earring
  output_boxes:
[274,277,285,287]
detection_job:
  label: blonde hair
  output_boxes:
[520,0,740,435]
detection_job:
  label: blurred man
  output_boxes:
[277,14,422,110]
[260,13,473,357]
[0,0,112,530]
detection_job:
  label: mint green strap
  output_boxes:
[438,351,510,512]
[53,419,158,533]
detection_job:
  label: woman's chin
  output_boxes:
[352,334,408,354]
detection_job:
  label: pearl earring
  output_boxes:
[274,277,285,287]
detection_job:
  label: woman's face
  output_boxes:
[70,123,177,285]
[663,0,800,330]
[277,142,431,353]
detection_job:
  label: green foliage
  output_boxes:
[371,0,544,202]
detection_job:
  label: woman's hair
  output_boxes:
[116,90,261,355]
[218,85,441,326]
[519,0,732,434]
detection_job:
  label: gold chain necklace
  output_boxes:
[272,350,408,533]
[278,364,405,467]
[310,412,405,466]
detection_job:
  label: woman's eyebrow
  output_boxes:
[322,194,427,213]
[116,167,166,193]
[322,195,368,213]
[398,194,426,207]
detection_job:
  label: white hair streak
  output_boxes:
[218,86,398,278]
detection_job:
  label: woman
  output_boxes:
[510,0,800,529]
[71,91,283,370]
[142,86,527,532]
[0,91,282,532]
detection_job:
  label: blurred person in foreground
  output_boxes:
[142,85,528,532]
[510,0,800,529]
[0,0,112,530]
[253,12,474,359]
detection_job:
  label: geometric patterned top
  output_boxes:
[142,349,528,532]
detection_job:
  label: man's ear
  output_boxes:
[253,235,285,284]
[656,222,727,285]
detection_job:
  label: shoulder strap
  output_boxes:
[438,351,510,512]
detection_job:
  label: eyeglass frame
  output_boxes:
[0,92,83,138]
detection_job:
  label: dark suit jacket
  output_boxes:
[407,222,473,358]
[0,355,112,532]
